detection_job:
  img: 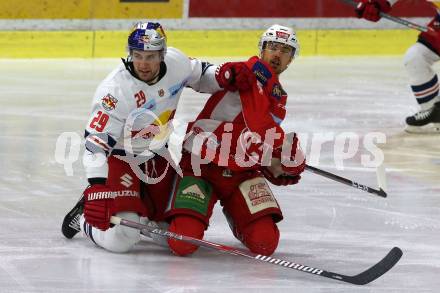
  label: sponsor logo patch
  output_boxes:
[174,177,212,215]
[271,84,282,100]
[120,173,133,188]
[169,81,186,97]
[252,61,272,86]
[248,183,274,205]
[239,177,279,214]
[182,185,206,200]
[101,94,118,111]
[131,125,160,139]
[87,190,139,200]
[276,31,290,40]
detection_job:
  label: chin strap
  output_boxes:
[121,57,138,79]
[146,71,161,85]
[121,57,166,85]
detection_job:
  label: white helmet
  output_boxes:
[258,24,299,58]
[127,22,167,54]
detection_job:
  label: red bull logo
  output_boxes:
[140,35,151,44]
[101,94,118,111]
[131,125,160,139]
[131,109,176,140]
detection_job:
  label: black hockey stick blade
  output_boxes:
[321,247,403,285]
[377,188,387,198]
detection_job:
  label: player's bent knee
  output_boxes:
[241,216,279,256]
[167,215,206,256]
[404,43,436,70]
[82,212,141,253]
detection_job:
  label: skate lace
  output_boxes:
[414,109,432,121]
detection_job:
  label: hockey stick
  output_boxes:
[305,165,387,197]
[339,0,429,32]
[110,216,402,285]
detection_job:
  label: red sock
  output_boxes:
[167,215,205,256]
[241,216,279,256]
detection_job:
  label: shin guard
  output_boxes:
[240,216,280,256]
[167,215,206,256]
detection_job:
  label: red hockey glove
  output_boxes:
[261,133,305,186]
[215,62,254,92]
[83,184,147,231]
[261,165,300,186]
[275,132,306,176]
[83,184,116,231]
[355,0,391,22]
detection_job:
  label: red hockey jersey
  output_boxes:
[183,56,288,170]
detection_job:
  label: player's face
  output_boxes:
[132,50,162,83]
[261,41,294,75]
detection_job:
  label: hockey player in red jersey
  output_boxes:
[60,21,253,253]
[356,0,440,133]
[164,25,306,257]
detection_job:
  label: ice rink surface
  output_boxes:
[0,56,439,292]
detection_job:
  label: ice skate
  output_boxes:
[405,102,440,133]
[61,195,84,239]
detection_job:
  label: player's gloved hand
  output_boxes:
[83,184,116,231]
[215,62,254,92]
[261,132,305,186]
[260,133,306,185]
[355,0,391,22]
[261,164,301,186]
[280,132,306,176]
[420,17,440,51]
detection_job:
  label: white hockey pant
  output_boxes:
[404,43,440,110]
[80,212,140,253]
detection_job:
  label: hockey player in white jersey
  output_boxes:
[356,0,440,133]
[61,21,254,252]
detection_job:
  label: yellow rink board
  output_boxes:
[0,0,183,19]
[0,30,420,58]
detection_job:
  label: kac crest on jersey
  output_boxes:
[101,94,118,111]
[271,84,282,100]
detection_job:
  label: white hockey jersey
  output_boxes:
[83,47,221,179]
